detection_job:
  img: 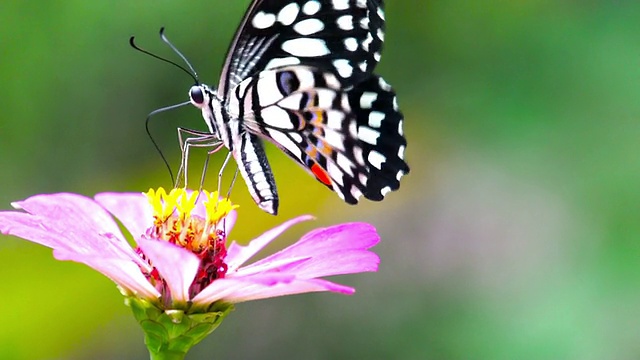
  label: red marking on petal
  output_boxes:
[311,164,332,186]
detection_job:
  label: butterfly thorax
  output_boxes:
[189,84,237,150]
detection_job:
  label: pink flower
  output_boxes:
[0,188,380,311]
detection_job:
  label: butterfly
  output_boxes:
[183,0,409,215]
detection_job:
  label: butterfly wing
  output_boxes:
[217,0,386,97]
[213,0,405,210]
[228,66,408,204]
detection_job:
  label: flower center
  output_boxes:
[139,188,238,299]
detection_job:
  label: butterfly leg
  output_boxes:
[177,127,221,189]
[226,167,240,200]
[216,151,233,198]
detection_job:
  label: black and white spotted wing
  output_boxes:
[188,0,408,215]
[217,0,385,97]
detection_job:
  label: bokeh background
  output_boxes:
[1,1,639,359]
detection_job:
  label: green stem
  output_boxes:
[126,297,234,360]
[149,350,187,360]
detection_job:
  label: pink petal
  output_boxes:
[192,274,354,304]
[54,249,159,299]
[225,215,314,272]
[94,192,152,239]
[0,212,78,251]
[9,192,125,243]
[219,209,237,235]
[246,223,380,277]
[0,195,140,263]
[230,256,311,276]
[238,250,379,279]
[230,278,355,302]
[136,238,199,303]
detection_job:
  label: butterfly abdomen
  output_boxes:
[233,131,279,215]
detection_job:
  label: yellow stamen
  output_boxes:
[177,190,199,219]
[203,190,238,226]
[145,187,237,228]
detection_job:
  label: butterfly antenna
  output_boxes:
[159,27,199,81]
[129,34,198,84]
[145,101,192,186]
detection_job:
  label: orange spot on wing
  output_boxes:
[311,163,332,186]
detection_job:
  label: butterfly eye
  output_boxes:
[189,86,205,105]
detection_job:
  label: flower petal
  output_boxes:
[192,273,354,304]
[0,212,77,250]
[237,250,379,279]
[54,249,160,299]
[245,223,380,277]
[219,209,237,236]
[136,238,200,303]
[225,215,314,272]
[94,192,152,239]
[0,194,140,263]
[11,193,123,237]
[229,256,311,276]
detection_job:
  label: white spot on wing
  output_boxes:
[252,11,276,29]
[323,73,342,89]
[362,33,373,51]
[324,128,346,151]
[256,73,284,106]
[316,88,337,108]
[358,126,380,145]
[277,3,300,26]
[327,162,344,186]
[360,92,378,108]
[331,0,349,10]
[293,68,317,89]
[326,110,344,130]
[282,38,330,57]
[302,0,321,15]
[368,111,385,128]
[336,153,355,176]
[277,93,304,110]
[381,186,392,197]
[261,106,294,129]
[294,18,325,35]
[367,150,386,170]
[378,77,392,91]
[351,185,363,201]
[290,132,304,143]
[267,129,302,160]
[358,173,368,186]
[360,17,370,30]
[265,56,301,69]
[344,37,358,51]
[336,15,353,31]
[354,146,365,166]
[333,59,353,78]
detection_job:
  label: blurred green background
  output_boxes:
[1,1,639,359]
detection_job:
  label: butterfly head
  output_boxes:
[189,84,218,109]
[188,84,225,138]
